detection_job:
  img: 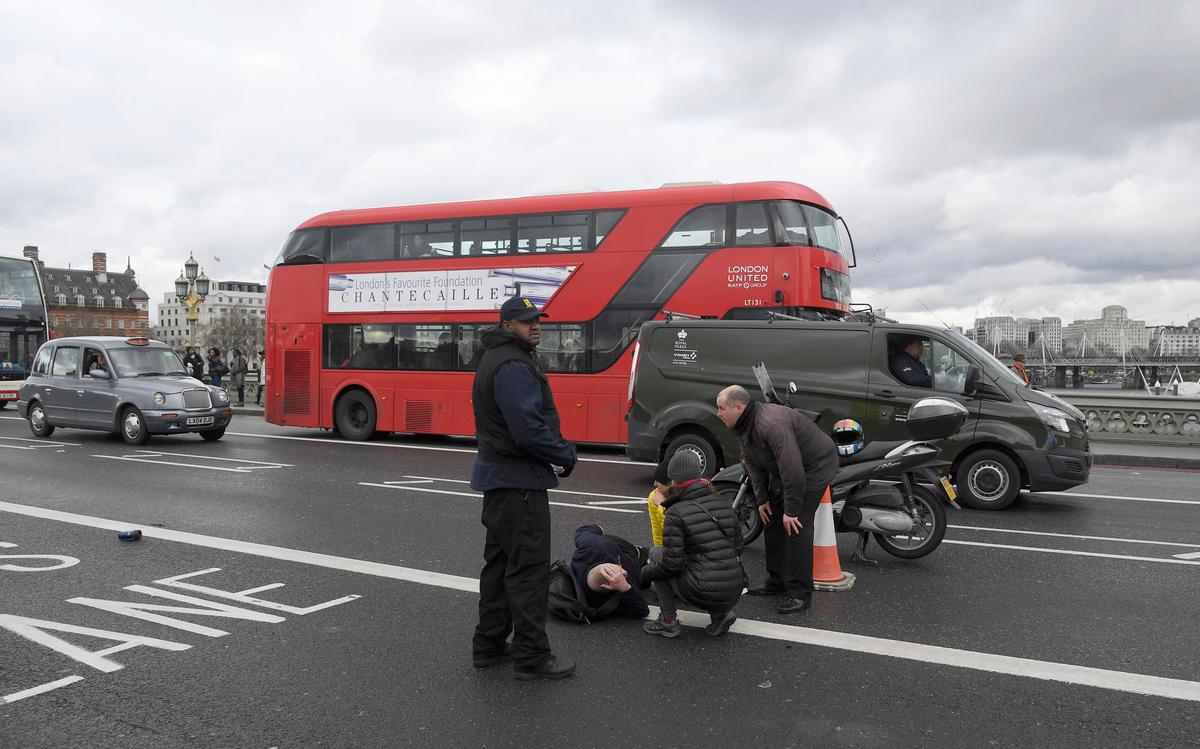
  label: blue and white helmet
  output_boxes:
[832,418,864,456]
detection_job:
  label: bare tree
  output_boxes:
[200,309,264,358]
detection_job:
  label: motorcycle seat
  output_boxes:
[840,440,911,466]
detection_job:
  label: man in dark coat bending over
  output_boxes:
[471,296,578,681]
[717,384,838,614]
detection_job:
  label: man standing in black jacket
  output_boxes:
[470,296,578,681]
[717,384,839,614]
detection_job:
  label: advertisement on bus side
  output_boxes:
[327,266,577,313]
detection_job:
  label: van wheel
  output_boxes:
[28,402,54,438]
[335,390,377,441]
[957,449,1020,510]
[663,432,719,478]
[121,407,151,446]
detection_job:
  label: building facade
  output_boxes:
[1151,325,1200,356]
[1062,305,1152,355]
[23,247,150,337]
[156,281,266,349]
[973,315,1063,355]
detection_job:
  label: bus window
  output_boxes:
[734,203,771,246]
[326,324,396,369]
[460,218,513,256]
[591,310,648,372]
[457,324,486,371]
[595,210,624,248]
[612,254,705,306]
[517,213,588,254]
[273,228,328,265]
[404,324,454,369]
[332,224,396,263]
[803,205,844,257]
[660,205,726,248]
[539,323,585,373]
[399,222,455,259]
[775,201,811,246]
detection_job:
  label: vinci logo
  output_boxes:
[328,275,354,292]
[676,329,688,339]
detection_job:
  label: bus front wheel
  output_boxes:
[335,390,377,441]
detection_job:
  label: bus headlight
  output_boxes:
[153,392,167,406]
[1031,404,1071,433]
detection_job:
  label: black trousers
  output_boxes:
[473,488,552,669]
[762,481,829,599]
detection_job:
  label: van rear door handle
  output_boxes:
[875,390,896,398]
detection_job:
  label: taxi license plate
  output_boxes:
[186,416,215,426]
[939,474,957,501]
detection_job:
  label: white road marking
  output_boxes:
[0,676,86,705]
[223,430,656,466]
[0,436,81,450]
[1,498,1198,704]
[90,451,291,474]
[404,474,645,502]
[1050,491,1200,506]
[1174,551,1200,560]
[357,482,643,515]
[950,524,1200,549]
[943,539,1200,566]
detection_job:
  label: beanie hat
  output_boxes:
[667,450,704,482]
[653,457,671,485]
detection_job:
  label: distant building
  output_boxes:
[156,280,266,349]
[973,315,1062,355]
[1151,324,1200,356]
[1062,305,1151,354]
[24,247,151,337]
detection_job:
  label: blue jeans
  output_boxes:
[211,375,222,387]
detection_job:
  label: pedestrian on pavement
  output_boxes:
[640,450,743,638]
[470,295,578,681]
[229,348,248,406]
[569,524,650,621]
[255,350,266,406]
[1011,353,1030,385]
[183,346,205,380]
[206,347,226,388]
[716,384,839,614]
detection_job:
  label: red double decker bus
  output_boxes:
[264,181,854,445]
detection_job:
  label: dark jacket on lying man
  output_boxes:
[570,525,650,619]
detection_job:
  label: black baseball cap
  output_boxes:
[499,296,549,323]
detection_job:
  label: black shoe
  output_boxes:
[705,610,737,637]
[746,582,786,596]
[514,655,576,681]
[473,644,513,669]
[777,597,812,614]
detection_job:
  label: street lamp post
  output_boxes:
[174,253,210,348]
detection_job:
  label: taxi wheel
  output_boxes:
[120,407,151,446]
[28,402,55,438]
[957,449,1020,510]
[200,428,226,441]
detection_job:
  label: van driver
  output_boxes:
[889,336,931,387]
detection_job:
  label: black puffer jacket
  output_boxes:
[642,480,744,613]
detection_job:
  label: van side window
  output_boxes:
[930,340,970,393]
[887,334,932,388]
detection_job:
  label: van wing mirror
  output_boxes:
[963,365,981,396]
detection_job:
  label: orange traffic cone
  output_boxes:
[812,487,856,592]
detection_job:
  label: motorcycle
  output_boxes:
[713,363,968,561]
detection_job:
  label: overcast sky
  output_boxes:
[2,1,1197,327]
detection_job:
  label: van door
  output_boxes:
[865,330,979,447]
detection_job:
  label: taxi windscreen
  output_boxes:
[108,347,189,377]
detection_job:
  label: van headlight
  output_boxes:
[153,392,167,406]
[215,389,229,403]
[1031,403,1071,433]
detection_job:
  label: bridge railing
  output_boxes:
[1053,391,1200,445]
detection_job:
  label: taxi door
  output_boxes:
[44,345,81,425]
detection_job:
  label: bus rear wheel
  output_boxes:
[335,390,377,441]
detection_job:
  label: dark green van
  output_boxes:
[625,318,1092,510]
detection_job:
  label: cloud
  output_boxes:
[0,0,1195,330]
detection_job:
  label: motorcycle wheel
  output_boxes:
[872,484,946,559]
[714,481,763,546]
